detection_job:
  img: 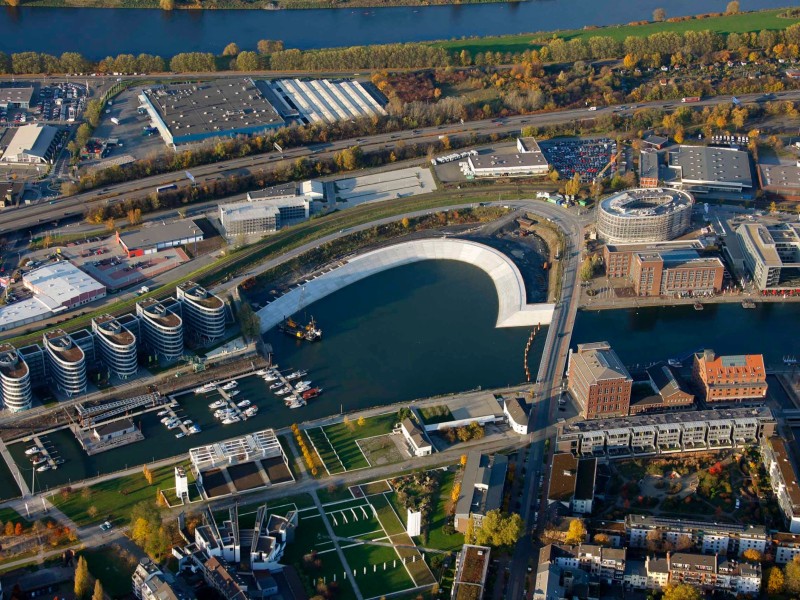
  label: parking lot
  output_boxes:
[540,137,618,182]
[88,86,164,166]
[60,235,189,291]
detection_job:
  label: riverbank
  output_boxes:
[18,0,524,10]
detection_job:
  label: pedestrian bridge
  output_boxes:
[257,237,555,333]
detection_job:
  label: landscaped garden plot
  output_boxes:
[342,543,416,599]
[418,405,454,425]
[323,414,399,471]
[359,435,403,466]
[327,501,383,539]
[367,493,406,535]
[306,428,345,474]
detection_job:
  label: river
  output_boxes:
[0,0,791,59]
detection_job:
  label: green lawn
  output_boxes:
[306,428,345,474]
[427,471,464,551]
[51,461,191,526]
[323,414,398,471]
[432,9,800,55]
[367,493,406,536]
[327,502,383,540]
[342,543,416,598]
[0,508,26,526]
[80,548,138,598]
[418,405,454,425]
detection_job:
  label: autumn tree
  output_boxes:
[257,40,284,54]
[127,208,142,225]
[769,201,778,214]
[74,556,90,600]
[4,522,13,536]
[784,555,800,595]
[564,172,581,197]
[593,533,611,546]
[565,518,587,545]
[159,0,174,10]
[742,548,762,562]
[548,168,560,183]
[222,43,240,56]
[725,0,740,14]
[473,510,523,547]
[92,580,104,600]
[401,217,410,229]
[662,583,701,600]
[652,7,666,21]
[580,257,595,282]
[623,54,638,70]
[14,522,22,536]
[105,217,115,232]
[767,566,785,595]
[357,416,365,427]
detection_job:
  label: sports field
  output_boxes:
[306,413,401,473]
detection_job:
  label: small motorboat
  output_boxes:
[263,372,278,382]
[269,382,283,390]
[37,464,50,472]
[244,406,258,417]
[228,390,240,397]
[189,424,201,434]
[157,410,170,417]
[166,421,180,430]
[288,398,307,409]
[222,416,240,425]
[237,399,252,408]
[275,387,291,396]
[160,417,172,424]
[255,369,268,376]
[286,370,308,381]
[294,381,312,392]
[221,381,238,391]
[31,456,47,466]
[183,419,193,426]
[208,399,226,409]
[25,446,40,455]
[667,359,682,368]
[175,432,185,439]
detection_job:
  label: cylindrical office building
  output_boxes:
[597,188,694,244]
[0,344,32,411]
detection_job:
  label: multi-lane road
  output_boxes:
[1,88,796,236]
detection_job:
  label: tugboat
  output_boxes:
[279,316,322,342]
[301,387,323,401]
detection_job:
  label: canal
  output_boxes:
[572,302,800,368]
[13,259,541,492]
[0,0,789,59]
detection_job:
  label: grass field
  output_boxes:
[427,471,464,551]
[418,405,454,425]
[80,548,138,598]
[51,461,191,526]
[306,428,346,474]
[323,414,399,471]
[0,508,26,526]
[342,543,416,599]
[367,493,406,536]
[432,9,800,55]
[327,501,383,539]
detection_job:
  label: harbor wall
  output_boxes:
[256,238,555,332]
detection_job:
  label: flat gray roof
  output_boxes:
[669,145,752,187]
[118,220,201,250]
[0,87,34,106]
[759,163,800,189]
[142,79,284,138]
[470,151,548,170]
[560,406,773,436]
[640,149,659,179]
[455,452,507,518]
[572,341,631,383]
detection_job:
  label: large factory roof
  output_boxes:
[141,79,284,137]
[2,124,58,162]
[600,187,693,218]
[469,151,548,170]
[668,145,752,187]
[23,261,105,307]
[118,220,201,250]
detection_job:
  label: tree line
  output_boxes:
[7,18,800,76]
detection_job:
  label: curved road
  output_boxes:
[0,88,793,235]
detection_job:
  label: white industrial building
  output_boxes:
[465,138,550,178]
[270,79,387,124]
[219,196,309,237]
[0,124,59,164]
[23,261,106,309]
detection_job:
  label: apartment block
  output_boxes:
[136,298,184,361]
[548,454,598,515]
[557,407,775,457]
[42,329,87,396]
[645,552,761,595]
[692,349,768,403]
[176,281,226,344]
[567,342,632,419]
[761,436,800,533]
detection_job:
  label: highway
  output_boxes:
[1,88,795,235]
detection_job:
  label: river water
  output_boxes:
[0,0,790,59]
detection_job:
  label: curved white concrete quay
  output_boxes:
[257,237,555,333]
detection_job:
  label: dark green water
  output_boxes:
[572,303,800,368]
[12,260,541,492]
